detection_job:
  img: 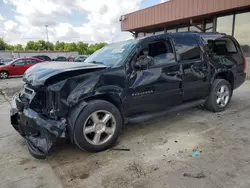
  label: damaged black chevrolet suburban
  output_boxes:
[10,33,246,158]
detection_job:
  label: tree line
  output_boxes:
[0,38,107,55]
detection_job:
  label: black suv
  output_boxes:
[10,33,246,158]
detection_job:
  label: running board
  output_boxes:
[125,99,206,124]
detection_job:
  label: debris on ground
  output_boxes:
[112,148,131,151]
[183,172,205,179]
[193,151,200,156]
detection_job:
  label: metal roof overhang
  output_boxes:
[121,0,250,32]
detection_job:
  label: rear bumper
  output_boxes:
[10,93,67,159]
[234,72,246,89]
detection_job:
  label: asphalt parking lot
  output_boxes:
[1,78,250,188]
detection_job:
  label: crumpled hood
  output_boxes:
[23,62,108,86]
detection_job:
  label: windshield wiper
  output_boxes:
[86,61,112,68]
[88,61,104,65]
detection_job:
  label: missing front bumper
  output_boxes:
[10,93,67,159]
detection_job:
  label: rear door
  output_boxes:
[127,37,183,115]
[172,36,210,101]
[25,58,40,70]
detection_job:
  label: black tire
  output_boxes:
[206,79,232,112]
[0,71,9,79]
[73,100,123,152]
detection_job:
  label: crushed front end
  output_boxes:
[10,84,68,159]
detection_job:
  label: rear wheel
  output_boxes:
[73,100,122,152]
[0,71,9,79]
[206,79,232,112]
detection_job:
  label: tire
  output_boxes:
[0,71,9,79]
[73,100,123,152]
[206,79,232,112]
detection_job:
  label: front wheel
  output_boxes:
[73,100,123,152]
[0,71,9,79]
[206,79,232,112]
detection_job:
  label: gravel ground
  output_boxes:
[0,78,250,188]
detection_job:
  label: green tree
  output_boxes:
[5,44,14,50]
[45,42,54,51]
[54,41,65,51]
[87,42,107,54]
[25,41,39,50]
[64,42,77,52]
[76,42,88,54]
[0,38,8,50]
[14,44,24,51]
[36,40,47,50]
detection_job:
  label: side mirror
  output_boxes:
[12,64,15,67]
[135,55,154,70]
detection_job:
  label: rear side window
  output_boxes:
[207,38,237,55]
[173,37,201,61]
[28,59,40,64]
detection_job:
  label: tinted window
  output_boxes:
[234,12,250,55]
[138,40,175,65]
[216,15,233,35]
[173,37,201,61]
[207,38,237,55]
[14,60,26,65]
[28,59,40,64]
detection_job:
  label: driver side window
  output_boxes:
[137,39,175,66]
[14,60,26,66]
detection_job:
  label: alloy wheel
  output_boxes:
[216,85,230,107]
[83,110,116,145]
[0,72,8,79]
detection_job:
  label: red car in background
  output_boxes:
[0,57,43,79]
[67,56,74,62]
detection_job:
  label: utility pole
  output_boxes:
[45,25,49,50]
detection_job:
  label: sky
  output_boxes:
[0,0,168,45]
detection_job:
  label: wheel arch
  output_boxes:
[84,93,124,118]
[67,93,124,143]
[214,71,234,89]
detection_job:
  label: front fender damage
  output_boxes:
[11,71,124,158]
[11,101,67,159]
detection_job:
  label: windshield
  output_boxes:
[85,40,138,67]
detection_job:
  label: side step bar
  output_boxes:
[125,99,206,124]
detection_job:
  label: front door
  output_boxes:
[172,36,210,101]
[9,59,27,75]
[127,38,183,115]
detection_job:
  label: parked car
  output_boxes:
[53,56,67,61]
[0,58,14,65]
[67,56,75,62]
[74,55,88,62]
[32,55,51,62]
[10,32,246,158]
[0,57,43,79]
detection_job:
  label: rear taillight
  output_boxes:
[243,56,247,73]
